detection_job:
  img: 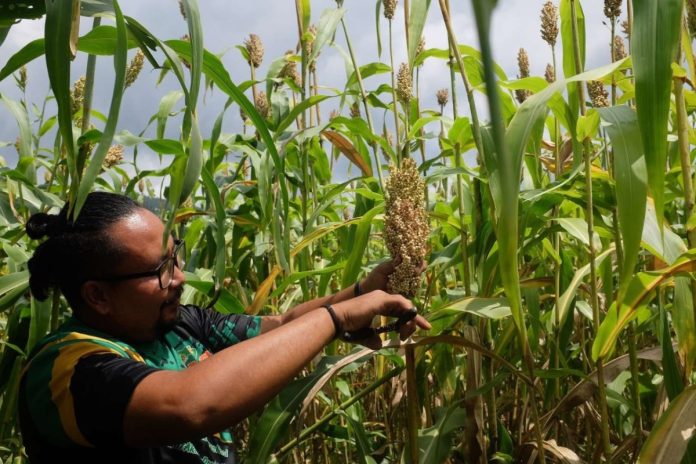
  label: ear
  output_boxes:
[81,281,112,316]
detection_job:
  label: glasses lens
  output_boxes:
[160,257,174,289]
[175,241,185,270]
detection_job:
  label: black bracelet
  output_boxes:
[322,304,341,339]
[354,280,362,297]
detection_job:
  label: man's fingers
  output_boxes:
[415,315,431,330]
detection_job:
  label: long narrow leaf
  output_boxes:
[632,0,682,225]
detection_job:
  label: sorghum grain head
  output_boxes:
[245,34,264,68]
[103,145,124,168]
[71,75,86,116]
[396,63,412,104]
[384,158,430,297]
[587,81,609,108]
[350,101,361,118]
[178,0,186,19]
[416,36,426,57]
[125,49,145,88]
[604,0,621,21]
[18,65,27,90]
[545,63,555,83]
[255,91,270,118]
[540,1,558,47]
[383,0,397,20]
[612,36,627,62]
[436,88,449,107]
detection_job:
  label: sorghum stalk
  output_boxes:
[570,0,611,457]
[339,17,385,189]
[388,18,402,157]
[77,17,101,175]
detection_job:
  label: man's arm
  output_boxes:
[122,291,430,447]
[259,260,424,333]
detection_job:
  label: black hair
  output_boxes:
[26,192,141,310]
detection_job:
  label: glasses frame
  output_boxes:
[98,239,185,290]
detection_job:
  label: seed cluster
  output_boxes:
[18,66,27,91]
[515,48,531,104]
[71,76,86,116]
[396,63,412,104]
[383,0,397,20]
[416,36,426,58]
[125,50,144,88]
[350,101,361,118]
[604,0,621,21]
[587,81,609,108]
[545,63,555,83]
[245,34,264,68]
[279,52,302,87]
[255,91,270,118]
[689,0,696,37]
[612,36,627,62]
[103,145,124,168]
[436,88,449,108]
[384,158,430,298]
[540,1,558,48]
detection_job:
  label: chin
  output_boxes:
[155,305,182,336]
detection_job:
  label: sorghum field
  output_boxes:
[1,0,696,462]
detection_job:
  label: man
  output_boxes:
[20,192,429,463]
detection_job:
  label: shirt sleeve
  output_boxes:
[70,353,158,447]
[180,305,262,352]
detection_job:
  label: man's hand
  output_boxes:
[332,290,431,350]
[359,259,428,294]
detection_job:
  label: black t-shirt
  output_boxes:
[19,305,262,463]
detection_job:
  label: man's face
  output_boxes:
[98,207,186,343]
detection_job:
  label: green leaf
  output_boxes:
[275,95,332,136]
[632,0,682,226]
[246,357,335,462]
[418,404,466,464]
[407,0,432,68]
[45,0,77,200]
[200,167,226,296]
[0,95,34,181]
[576,108,599,141]
[560,0,585,116]
[340,204,383,288]
[598,106,647,301]
[593,249,696,360]
[73,0,128,218]
[309,8,344,66]
[638,385,696,463]
[0,38,44,83]
[346,62,391,90]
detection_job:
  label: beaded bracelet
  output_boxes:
[354,280,362,297]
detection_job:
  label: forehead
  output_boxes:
[107,208,166,265]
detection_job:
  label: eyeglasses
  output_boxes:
[99,239,186,290]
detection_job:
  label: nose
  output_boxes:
[171,262,186,287]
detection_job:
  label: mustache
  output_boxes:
[163,285,184,305]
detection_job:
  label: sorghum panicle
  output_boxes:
[255,91,270,118]
[436,88,449,108]
[383,0,397,20]
[125,50,145,88]
[350,101,361,118]
[545,63,555,83]
[604,0,621,21]
[416,36,426,57]
[688,0,696,37]
[587,81,609,108]
[384,158,430,298]
[621,19,630,37]
[245,34,264,68]
[18,65,27,91]
[540,1,558,48]
[382,130,394,161]
[71,76,86,116]
[329,109,339,120]
[279,52,302,87]
[103,145,124,168]
[612,36,627,62]
[516,49,531,103]
[396,63,412,104]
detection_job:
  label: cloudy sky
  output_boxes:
[0,0,620,175]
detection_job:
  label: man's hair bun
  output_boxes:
[26,213,64,239]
